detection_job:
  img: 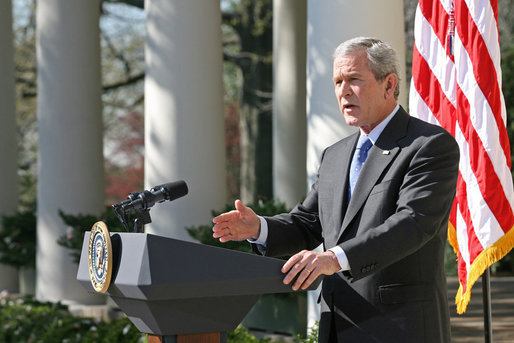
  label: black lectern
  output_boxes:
[77,232,320,342]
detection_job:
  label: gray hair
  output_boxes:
[334,37,400,99]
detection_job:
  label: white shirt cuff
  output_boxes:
[247,216,268,246]
[328,246,350,271]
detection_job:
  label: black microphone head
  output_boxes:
[152,180,188,202]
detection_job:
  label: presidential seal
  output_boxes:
[88,221,112,293]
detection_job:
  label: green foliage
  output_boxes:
[229,320,320,343]
[445,242,458,277]
[56,207,128,264]
[0,296,145,343]
[0,295,318,343]
[186,199,290,253]
[227,323,320,343]
[491,249,514,275]
[0,211,36,268]
[297,322,319,343]
[228,326,271,342]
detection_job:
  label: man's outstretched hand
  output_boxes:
[212,200,261,242]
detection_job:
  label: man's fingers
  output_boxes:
[212,200,247,224]
[282,250,339,291]
[212,220,229,233]
[281,261,293,274]
[212,210,236,224]
[213,227,233,242]
[212,226,225,238]
[212,222,233,238]
[281,252,303,274]
[218,233,233,243]
[212,200,259,243]
[282,251,313,288]
[283,261,317,291]
[295,267,318,290]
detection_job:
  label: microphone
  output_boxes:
[119,180,188,211]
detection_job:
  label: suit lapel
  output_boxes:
[338,107,409,241]
[332,133,359,230]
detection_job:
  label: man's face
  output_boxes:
[333,49,392,133]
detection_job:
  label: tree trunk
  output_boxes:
[236,0,273,204]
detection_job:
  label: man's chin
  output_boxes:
[343,115,360,127]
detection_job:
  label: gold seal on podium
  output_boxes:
[88,221,112,293]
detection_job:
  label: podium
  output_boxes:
[77,232,320,342]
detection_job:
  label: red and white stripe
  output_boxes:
[409,0,514,313]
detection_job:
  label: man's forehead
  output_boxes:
[333,53,369,74]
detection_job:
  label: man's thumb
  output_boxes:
[235,199,248,215]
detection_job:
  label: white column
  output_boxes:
[0,0,20,293]
[272,0,308,208]
[145,0,226,240]
[36,0,104,304]
[306,0,406,327]
[307,0,407,186]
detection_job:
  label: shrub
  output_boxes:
[0,296,144,343]
[0,211,36,269]
[0,295,319,342]
[0,294,318,343]
[56,207,128,264]
[228,326,272,342]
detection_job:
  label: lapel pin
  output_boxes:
[382,150,390,155]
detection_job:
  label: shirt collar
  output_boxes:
[359,104,399,145]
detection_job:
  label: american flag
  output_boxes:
[409,0,514,313]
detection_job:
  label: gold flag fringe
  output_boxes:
[448,223,514,314]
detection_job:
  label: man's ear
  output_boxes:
[384,73,398,98]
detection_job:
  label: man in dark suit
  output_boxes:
[212,37,459,342]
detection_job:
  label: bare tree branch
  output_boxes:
[101,30,132,75]
[103,72,145,92]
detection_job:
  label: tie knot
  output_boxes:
[356,137,372,162]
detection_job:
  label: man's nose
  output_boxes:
[341,81,352,97]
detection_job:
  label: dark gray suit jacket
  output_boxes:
[257,107,459,342]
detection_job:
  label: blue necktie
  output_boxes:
[349,136,372,199]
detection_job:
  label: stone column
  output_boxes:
[36,0,104,304]
[144,0,226,240]
[307,0,407,186]
[0,0,20,293]
[306,0,406,327]
[272,0,307,208]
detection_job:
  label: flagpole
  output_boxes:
[482,267,493,343]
